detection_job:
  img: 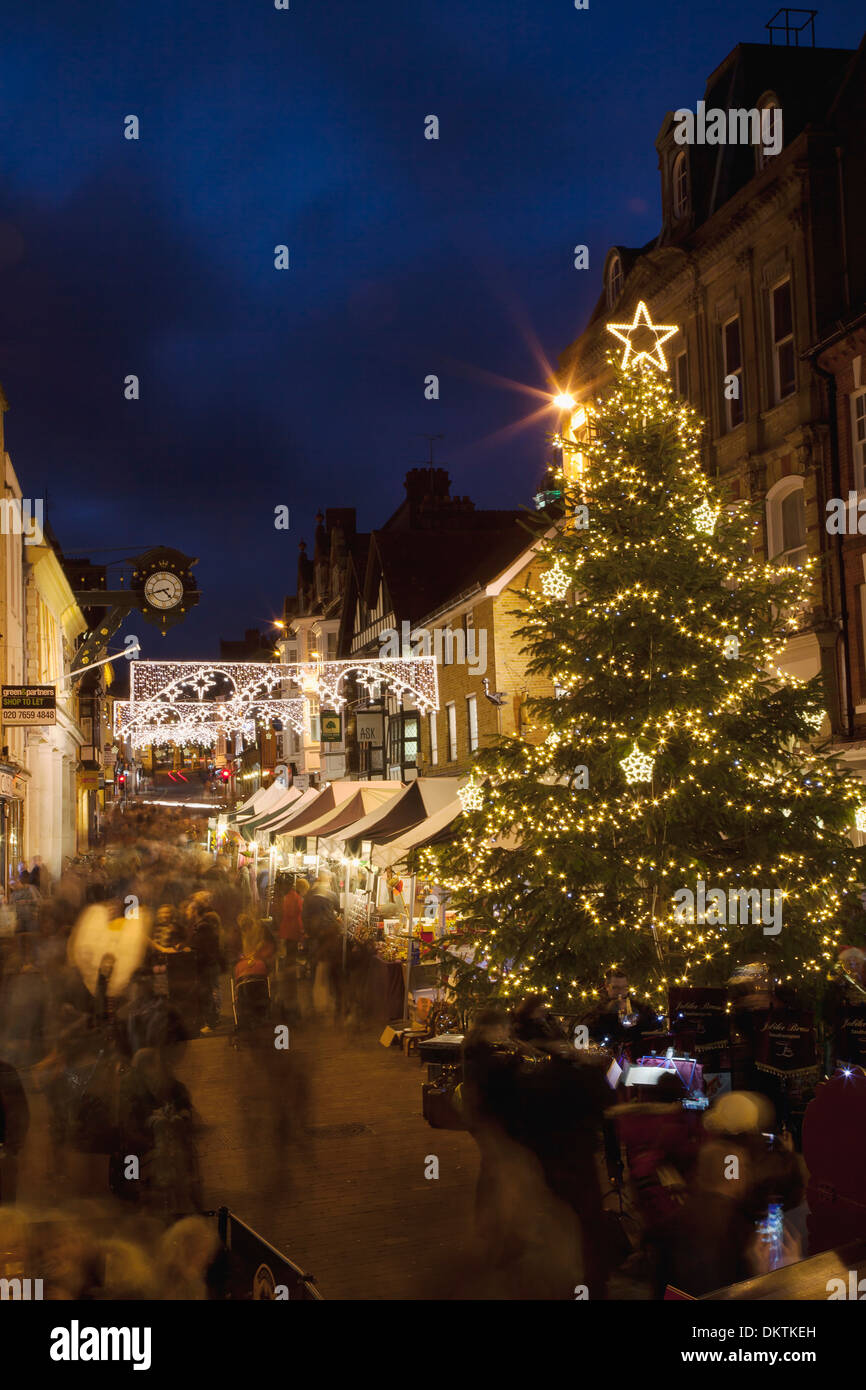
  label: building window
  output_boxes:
[606,254,623,309]
[852,391,866,492]
[446,703,457,762]
[756,95,781,173]
[722,315,744,431]
[429,711,438,766]
[771,280,795,402]
[780,489,806,561]
[466,695,478,753]
[326,630,337,661]
[672,151,689,219]
[675,350,689,400]
[767,477,807,569]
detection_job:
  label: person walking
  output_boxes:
[186,893,223,1034]
[278,876,305,955]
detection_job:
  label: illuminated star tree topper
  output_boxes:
[607,300,678,372]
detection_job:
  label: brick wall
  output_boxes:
[418,558,554,776]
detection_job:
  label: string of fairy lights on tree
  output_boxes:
[420,303,866,1013]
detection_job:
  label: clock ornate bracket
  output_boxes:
[72,546,201,669]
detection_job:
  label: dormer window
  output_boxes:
[672,151,689,220]
[756,93,781,172]
[606,254,623,309]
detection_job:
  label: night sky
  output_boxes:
[1,0,862,659]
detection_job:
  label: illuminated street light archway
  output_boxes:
[114,657,439,749]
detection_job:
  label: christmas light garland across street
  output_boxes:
[116,657,439,747]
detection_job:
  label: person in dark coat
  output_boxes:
[585,967,658,1059]
[186,893,223,1033]
[510,999,615,1298]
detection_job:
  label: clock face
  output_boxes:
[143,571,184,610]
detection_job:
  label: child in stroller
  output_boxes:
[231,914,276,1034]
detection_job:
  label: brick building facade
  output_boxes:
[556,32,866,751]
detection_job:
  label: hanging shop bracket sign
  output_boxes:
[320,711,342,743]
[2,685,57,725]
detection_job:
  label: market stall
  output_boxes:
[234,780,290,828]
[240,786,303,842]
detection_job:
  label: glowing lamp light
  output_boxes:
[619,742,655,784]
[553,392,576,411]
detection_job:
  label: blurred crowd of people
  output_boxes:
[455,996,806,1300]
[1,805,828,1302]
[0,804,352,1297]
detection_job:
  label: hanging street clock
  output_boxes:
[132,548,200,630]
[71,547,201,668]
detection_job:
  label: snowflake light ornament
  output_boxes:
[541,560,571,600]
[855,807,866,834]
[802,709,825,731]
[619,742,655,783]
[692,500,719,535]
[458,776,485,812]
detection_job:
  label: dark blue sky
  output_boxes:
[1,0,862,658]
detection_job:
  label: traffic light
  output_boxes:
[116,773,126,786]
[220,769,231,782]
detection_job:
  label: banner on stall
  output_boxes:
[668,986,729,1052]
[755,1009,818,1077]
[835,1003,866,1068]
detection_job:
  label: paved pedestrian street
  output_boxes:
[13,1010,476,1302]
[174,1021,476,1300]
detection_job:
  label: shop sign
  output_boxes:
[2,685,56,724]
[320,711,342,743]
[77,770,100,792]
[357,710,384,744]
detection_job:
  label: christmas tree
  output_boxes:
[423,309,866,1015]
